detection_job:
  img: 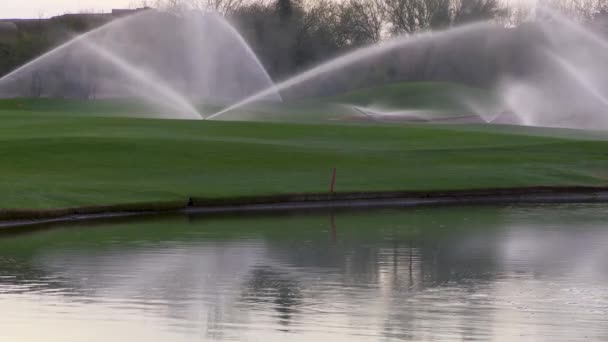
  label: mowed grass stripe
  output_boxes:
[0,108,606,209]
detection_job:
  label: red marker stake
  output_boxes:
[330,167,337,193]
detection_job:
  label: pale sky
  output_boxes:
[0,0,137,19]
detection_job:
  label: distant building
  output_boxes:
[111,7,152,17]
[0,22,17,44]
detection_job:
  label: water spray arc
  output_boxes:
[0,13,147,84]
[81,40,202,119]
[207,23,498,120]
[0,9,280,120]
[211,14,282,103]
[546,51,608,109]
[208,9,608,130]
[1,7,608,130]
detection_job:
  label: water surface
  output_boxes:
[0,204,607,341]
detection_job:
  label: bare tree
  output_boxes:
[539,0,606,20]
[384,0,451,34]
[339,0,386,43]
[292,0,348,65]
[135,0,188,12]
[188,0,249,15]
[501,0,533,26]
[453,0,504,24]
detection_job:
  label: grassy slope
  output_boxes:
[0,105,607,209]
[0,98,172,118]
[202,81,497,122]
[325,82,496,112]
[0,82,493,122]
[222,82,497,122]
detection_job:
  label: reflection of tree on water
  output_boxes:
[261,212,503,288]
[251,209,506,340]
[0,253,85,297]
[240,266,302,330]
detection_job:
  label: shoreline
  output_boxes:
[1,186,608,229]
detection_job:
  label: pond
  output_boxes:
[0,204,607,341]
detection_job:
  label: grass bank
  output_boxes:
[0,99,608,211]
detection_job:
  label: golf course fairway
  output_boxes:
[0,100,608,212]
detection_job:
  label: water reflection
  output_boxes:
[0,204,607,341]
[242,266,302,330]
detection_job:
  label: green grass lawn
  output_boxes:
[213,81,498,122]
[0,102,607,210]
[0,81,606,210]
[325,81,496,112]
